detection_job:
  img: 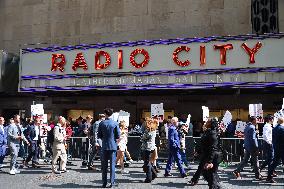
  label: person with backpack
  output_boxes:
[51,116,67,174]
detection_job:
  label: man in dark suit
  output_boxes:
[24,117,41,168]
[233,116,262,180]
[267,117,284,183]
[164,117,186,178]
[98,108,120,188]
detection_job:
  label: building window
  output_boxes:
[252,0,278,34]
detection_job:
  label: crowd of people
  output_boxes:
[0,110,283,188]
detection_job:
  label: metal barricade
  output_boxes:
[67,137,90,160]
[64,136,266,164]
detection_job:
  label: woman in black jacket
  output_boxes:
[189,118,222,189]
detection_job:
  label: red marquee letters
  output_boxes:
[51,54,66,72]
[50,42,263,72]
[72,52,88,71]
[129,49,150,68]
[95,51,111,70]
[173,46,191,67]
[214,44,233,65]
[241,42,262,64]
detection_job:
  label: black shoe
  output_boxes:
[60,170,69,173]
[266,178,277,183]
[144,179,151,183]
[188,180,198,186]
[109,182,119,188]
[255,174,263,180]
[102,184,107,188]
[153,166,160,173]
[32,164,40,168]
[181,173,187,178]
[124,162,129,168]
[164,172,172,177]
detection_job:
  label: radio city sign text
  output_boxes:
[51,42,262,72]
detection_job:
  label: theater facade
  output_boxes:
[17,33,284,123]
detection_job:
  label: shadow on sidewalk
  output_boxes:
[40,183,101,188]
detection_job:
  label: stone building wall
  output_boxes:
[0,0,251,54]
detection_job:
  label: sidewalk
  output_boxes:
[0,159,283,189]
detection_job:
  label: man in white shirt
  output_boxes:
[24,117,41,168]
[260,115,274,171]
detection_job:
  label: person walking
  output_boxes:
[259,115,274,171]
[266,117,284,183]
[141,117,158,183]
[233,116,262,180]
[189,118,222,188]
[98,108,120,188]
[164,117,186,178]
[24,117,41,168]
[51,116,67,174]
[8,116,29,175]
[0,117,7,168]
[87,114,105,170]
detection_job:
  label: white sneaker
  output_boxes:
[9,169,16,175]
[121,169,129,174]
[14,169,20,174]
[0,164,4,168]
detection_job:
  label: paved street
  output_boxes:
[0,159,283,189]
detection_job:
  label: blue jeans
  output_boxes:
[260,141,273,170]
[165,148,185,175]
[180,149,189,166]
[101,150,116,186]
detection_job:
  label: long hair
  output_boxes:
[144,117,158,132]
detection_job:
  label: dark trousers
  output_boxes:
[165,148,185,175]
[142,150,153,181]
[203,161,221,189]
[26,142,39,164]
[0,155,4,164]
[192,160,204,182]
[260,141,274,170]
[88,143,100,167]
[268,151,284,179]
[101,150,116,186]
[235,149,260,177]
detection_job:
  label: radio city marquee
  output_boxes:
[19,34,284,91]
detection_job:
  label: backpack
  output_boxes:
[46,127,54,145]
